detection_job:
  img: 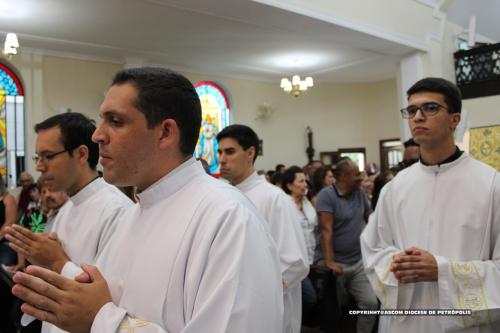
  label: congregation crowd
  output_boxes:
[0,68,498,333]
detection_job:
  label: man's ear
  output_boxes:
[158,119,178,149]
[247,146,256,163]
[450,112,461,131]
[76,145,89,165]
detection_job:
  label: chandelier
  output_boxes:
[280,75,314,97]
[3,33,19,59]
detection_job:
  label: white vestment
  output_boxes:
[361,153,500,332]
[41,177,132,333]
[90,159,284,332]
[236,172,309,333]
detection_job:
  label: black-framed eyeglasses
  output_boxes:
[32,150,69,163]
[400,102,447,119]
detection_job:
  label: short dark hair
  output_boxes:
[403,138,419,148]
[111,67,202,155]
[34,113,99,169]
[281,166,304,195]
[333,157,352,179]
[406,77,462,114]
[216,124,259,163]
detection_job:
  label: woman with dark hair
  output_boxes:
[371,170,394,210]
[0,176,18,265]
[281,166,319,327]
[16,172,34,220]
[311,166,335,206]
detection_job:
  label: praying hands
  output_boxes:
[5,225,70,273]
[390,246,438,284]
[12,264,111,333]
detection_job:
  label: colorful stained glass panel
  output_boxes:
[194,82,230,175]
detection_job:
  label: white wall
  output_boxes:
[7,54,402,175]
[464,95,500,128]
[186,71,400,170]
[8,54,123,176]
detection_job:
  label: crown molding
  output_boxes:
[20,47,124,65]
[251,0,429,51]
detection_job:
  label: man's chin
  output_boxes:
[102,172,132,187]
[219,172,231,181]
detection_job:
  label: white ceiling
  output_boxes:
[445,0,500,42]
[0,0,427,83]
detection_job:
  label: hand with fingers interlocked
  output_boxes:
[12,264,111,333]
[5,225,70,273]
[390,246,438,284]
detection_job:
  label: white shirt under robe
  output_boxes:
[41,177,132,333]
[90,159,284,332]
[236,172,309,333]
[361,153,500,332]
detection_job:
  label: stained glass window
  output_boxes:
[0,63,25,188]
[194,82,230,175]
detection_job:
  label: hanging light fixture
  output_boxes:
[3,33,19,59]
[280,75,314,97]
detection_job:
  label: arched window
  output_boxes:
[194,82,230,175]
[0,63,25,188]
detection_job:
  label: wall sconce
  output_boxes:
[3,33,19,59]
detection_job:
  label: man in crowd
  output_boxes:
[316,157,378,333]
[217,124,309,333]
[305,160,323,199]
[6,112,132,332]
[12,67,283,332]
[397,138,420,170]
[361,77,500,332]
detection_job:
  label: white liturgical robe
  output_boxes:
[236,172,309,333]
[40,177,132,333]
[361,153,500,332]
[90,159,284,332]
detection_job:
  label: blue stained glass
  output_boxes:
[0,69,19,96]
[194,82,230,175]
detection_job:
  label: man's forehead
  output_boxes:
[36,126,63,146]
[218,137,243,149]
[100,83,138,110]
[408,91,446,104]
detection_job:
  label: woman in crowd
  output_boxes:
[281,166,319,327]
[16,172,34,219]
[311,166,335,206]
[0,177,18,265]
[371,170,395,210]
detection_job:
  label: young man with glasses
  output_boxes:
[5,112,132,332]
[361,77,500,332]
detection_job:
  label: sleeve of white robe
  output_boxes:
[60,203,126,279]
[360,183,415,310]
[268,194,309,290]
[436,173,500,331]
[90,202,283,333]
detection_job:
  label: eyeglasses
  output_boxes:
[32,150,69,163]
[400,102,447,119]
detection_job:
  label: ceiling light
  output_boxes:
[280,75,314,97]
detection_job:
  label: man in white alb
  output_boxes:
[217,124,309,333]
[361,77,500,332]
[6,112,132,332]
[11,67,283,332]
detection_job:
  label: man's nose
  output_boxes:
[92,126,105,143]
[413,108,426,121]
[36,161,46,172]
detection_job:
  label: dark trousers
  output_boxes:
[322,271,340,333]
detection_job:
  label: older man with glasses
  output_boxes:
[5,112,132,332]
[361,77,500,332]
